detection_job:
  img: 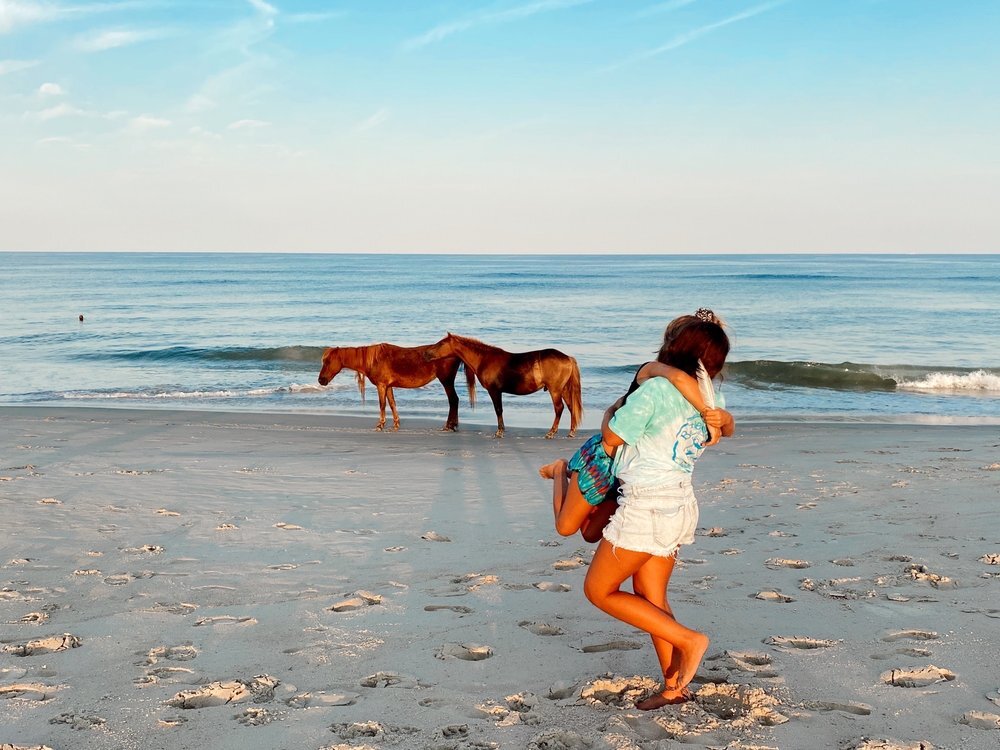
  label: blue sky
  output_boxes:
[1,0,997,252]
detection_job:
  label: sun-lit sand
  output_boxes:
[1,407,999,750]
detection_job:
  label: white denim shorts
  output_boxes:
[602,480,699,557]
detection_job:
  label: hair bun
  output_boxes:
[695,308,719,323]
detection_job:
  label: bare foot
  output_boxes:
[635,686,691,710]
[538,459,567,480]
[677,633,710,689]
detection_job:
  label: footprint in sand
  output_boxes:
[216,523,239,531]
[436,643,494,661]
[421,531,451,542]
[142,644,198,665]
[359,672,423,689]
[581,676,659,708]
[285,691,358,708]
[121,544,164,555]
[236,706,279,726]
[882,629,938,642]
[852,741,934,750]
[328,591,383,612]
[755,590,795,603]
[764,635,839,651]
[146,602,198,615]
[0,683,64,702]
[552,557,586,570]
[273,522,303,531]
[193,615,257,627]
[765,558,811,569]
[870,647,933,661]
[960,711,1000,730]
[705,650,778,679]
[424,604,473,614]
[13,612,49,625]
[580,640,643,653]
[695,683,788,726]
[518,621,564,636]
[802,700,872,716]
[880,665,955,687]
[979,553,1000,565]
[135,667,198,686]
[48,713,107,730]
[166,675,279,708]
[3,634,81,656]
[533,582,571,593]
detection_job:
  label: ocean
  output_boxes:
[2,253,998,430]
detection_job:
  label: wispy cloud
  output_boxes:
[38,82,66,96]
[355,108,389,132]
[34,102,86,120]
[247,0,277,17]
[0,58,39,74]
[403,0,595,51]
[287,10,344,24]
[0,1,155,35]
[608,0,786,70]
[75,27,168,52]
[228,118,270,130]
[127,113,171,131]
[635,0,698,19]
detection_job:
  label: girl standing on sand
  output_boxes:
[540,310,728,544]
[584,318,733,710]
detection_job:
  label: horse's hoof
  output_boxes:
[374,425,385,432]
[441,425,458,432]
[544,432,556,439]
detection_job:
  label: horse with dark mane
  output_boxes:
[424,332,582,438]
[318,343,476,432]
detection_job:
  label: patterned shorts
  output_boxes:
[567,433,615,506]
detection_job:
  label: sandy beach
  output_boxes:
[1,406,998,750]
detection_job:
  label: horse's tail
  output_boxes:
[463,362,477,409]
[356,370,366,403]
[567,357,583,429]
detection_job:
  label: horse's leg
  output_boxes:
[439,368,460,431]
[545,388,564,439]
[386,387,400,431]
[488,388,505,438]
[375,384,388,431]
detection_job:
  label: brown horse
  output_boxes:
[424,333,582,438]
[318,343,476,432]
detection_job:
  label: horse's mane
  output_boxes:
[449,333,501,354]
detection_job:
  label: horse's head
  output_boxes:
[423,333,455,362]
[317,347,343,385]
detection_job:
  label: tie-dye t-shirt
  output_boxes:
[609,377,724,490]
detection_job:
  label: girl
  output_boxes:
[584,319,733,710]
[540,310,729,544]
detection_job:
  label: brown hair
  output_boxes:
[656,309,725,365]
[661,320,730,380]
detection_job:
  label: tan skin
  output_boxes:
[540,362,735,709]
[588,366,734,709]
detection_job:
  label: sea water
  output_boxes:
[2,253,998,430]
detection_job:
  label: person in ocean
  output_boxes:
[539,310,730,544]
[582,317,734,710]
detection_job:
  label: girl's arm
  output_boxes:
[637,362,726,445]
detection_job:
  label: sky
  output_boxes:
[1,0,998,253]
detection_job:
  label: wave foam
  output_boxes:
[898,370,1000,394]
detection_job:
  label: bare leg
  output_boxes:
[540,460,596,538]
[584,540,709,696]
[632,555,691,709]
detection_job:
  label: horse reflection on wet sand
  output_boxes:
[424,332,582,438]
[317,343,476,432]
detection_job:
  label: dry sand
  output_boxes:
[1,406,998,750]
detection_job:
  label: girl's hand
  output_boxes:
[701,408,724,429]
[705,423,722,446]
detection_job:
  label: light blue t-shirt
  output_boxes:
[609,377,725,490]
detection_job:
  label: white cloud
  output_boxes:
[287,11,343,24]
[38,82,66,96]
[127,114,171,131]
[0,1,153,35]
[36,102,86,120]
[247,0,277,17]
[608,0,787,70]
[0,58,39,75]
[403,0,595,51]
[228,118,270,130]
[76,27,167,52]
[355,108,389,132]
[36,135,73,145]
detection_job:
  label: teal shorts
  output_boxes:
[568,434,615,506]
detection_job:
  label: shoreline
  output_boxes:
[2,407,999,749]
